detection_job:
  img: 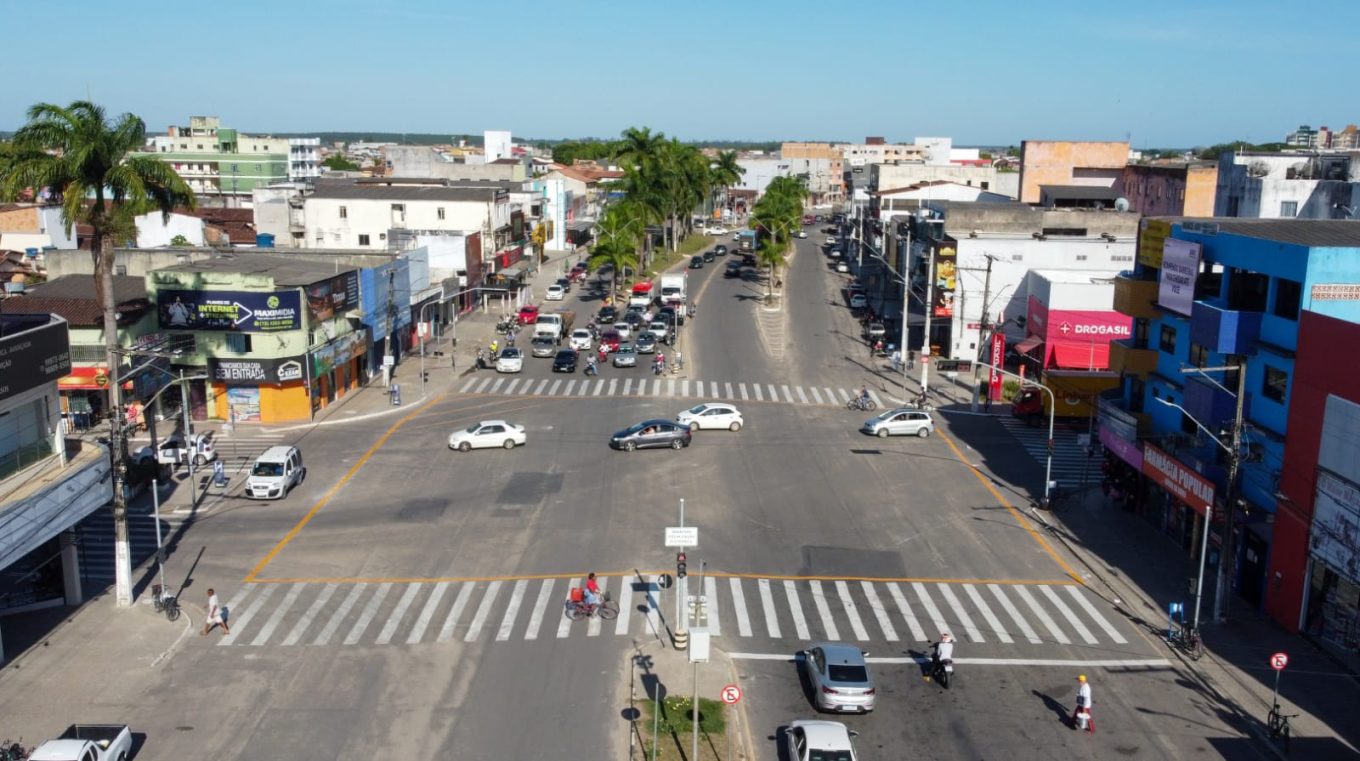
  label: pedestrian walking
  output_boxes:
[890,348,902,372]
[201,588,229,636]
[1071,674,1094,733]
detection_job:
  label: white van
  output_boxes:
[244,445,305,500]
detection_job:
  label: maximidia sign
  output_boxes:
[210,356,306,385]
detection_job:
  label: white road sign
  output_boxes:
[664,526,698,547]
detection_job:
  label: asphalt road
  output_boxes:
[26,231,1275,760]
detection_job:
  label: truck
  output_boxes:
[31,724,133,761]
[532,309,575,341]
[738,229,758,252]
[1011,369,1121,425]
[659,273,687,306]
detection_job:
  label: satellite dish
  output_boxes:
[1114,197,1131,212]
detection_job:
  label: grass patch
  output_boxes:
[637,694,729,761]
[644,234,714,279]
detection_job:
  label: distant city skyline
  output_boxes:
[1,0,1350,148]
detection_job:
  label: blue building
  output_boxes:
[1103,219,1360,611]
[359,255,413,377]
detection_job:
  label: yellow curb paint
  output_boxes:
[243,391,450,582]
[934,425,1083,583]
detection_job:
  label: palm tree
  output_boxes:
[709,150,744,215]
[756,235,787,298]
[614,126,665,172]
[587,233,639,301]
[750,175,809,297]
[0,101,195,609]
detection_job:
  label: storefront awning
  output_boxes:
[1053,341,1111,370]
[498,266,524,280]
[1013,335,1043,355]
[57,365,132,391]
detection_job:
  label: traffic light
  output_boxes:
[676,551,687,579]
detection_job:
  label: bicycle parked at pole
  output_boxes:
[1268,703,1296,751]
[152,584,181,622]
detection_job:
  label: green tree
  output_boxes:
[749,175,808,297]
[322,154,360,171]
[169,233,192,247]
[0,100,194,609]
[588,209,641,299]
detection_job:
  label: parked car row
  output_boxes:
[448,403,746,455]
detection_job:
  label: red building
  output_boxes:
[1268,311,1360,654]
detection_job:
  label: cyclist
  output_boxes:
[584,573,602,612]
[859,386,871,407]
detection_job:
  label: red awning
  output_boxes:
[1053,341,1111,370]
[57,365,132,391]
[1013,335,1043,354]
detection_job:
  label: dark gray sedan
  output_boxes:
[609,419,692,452]
[635,331,658,354]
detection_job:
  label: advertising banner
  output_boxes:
[1311,470,1360,583]
[1046,306,1132,370]
[1138,218,1171,269]
[305,272,360,322]
[1099,426,1143,470]
[159,289,302,332]
[311,331,366,377]
[226,387,262,423]
[931,245,957,318]
[1142,444,1215,516]
[1157,239,1202,316]
[210,355,307,385]
[988,331,1004,401]
[0,317,72,403]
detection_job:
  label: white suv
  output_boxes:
[569,329,593,351]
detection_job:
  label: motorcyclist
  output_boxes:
[490,339,499,355]
[585,356,598,376]
[932,632,955,673]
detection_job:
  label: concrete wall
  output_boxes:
[736,158,792,195]
[1018,140,1130,203]
[304,196,492,250]
[873,164,1015,198]
[134,212,206,248]
[45,248,213,279]
[386,146,526,181]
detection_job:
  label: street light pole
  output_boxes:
[1209,361,1248,624]
[920,244,936,396]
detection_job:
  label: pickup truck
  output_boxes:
[31,724,132,761]
[532,309,575,340]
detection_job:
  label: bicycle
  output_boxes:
[846,396,877,412]
[1168,623,1204,660]
[564,591,619,621]
[1267,703,1296,751]
[152,584,181,622]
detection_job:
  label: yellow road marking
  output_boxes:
[246,571,1079,585]
[934,425,1083,583]
[243,391,450,582]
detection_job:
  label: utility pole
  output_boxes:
[110,356,132,608]
[975,255,994,404]
[1213,359,1249,623]
[920,243,935,395]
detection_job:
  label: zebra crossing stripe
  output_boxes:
[315,583,367,646]
[963,584,1012,644]
[465,580,503,642]
[503,379,520,394]
[614,577,634,636]
[681,379,690,397]
[474,377,492,392]
[705,576,722,636]
[437,583,475,643]
[594,379,606,396]
[725,382,734,399]
[377,583,423,645]
[406,582,450,645]
[667,379,676,396]
[824,388,838,404]
[218,584,276,646]
[795,386,809,404]
[752,384,764,401]
[767,384,779,401]
[912,583,950,639]
[867,390,885,409]
[729,578,753,637]
[1040,586,1097,645]
[533,379,549,395]
[623,379,633,395]
[607,378,617,396]
[563,379,577,395]
[496,579,529,642]
[250,583,304,646]
[835,580,871,641]
[809,387,824,404]
[557,578,579,639]
[652,379,663,396]
[588,577,608,637]
[887,582,927,641]
[489,378,505,393]
[1064,586,1127,644]
[524,579,556,641]
[938,584,984,643]
[548,379,562,395]
[461,379,477,392]
[281,582,336,646]
[644,576,662,638]
[781,385,795,403]
[859,581,899,641]
[1013,585,1069,644]
[988,584,1041,644]
[808,581,840,641]
[343,582,392,645]
[784,580,810,640]
[757,579,781,639]
[739,383,749,400]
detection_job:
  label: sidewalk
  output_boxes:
[1046,488,1360,759]
[625,640,751,761]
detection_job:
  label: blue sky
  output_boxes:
[0,0,1348,146]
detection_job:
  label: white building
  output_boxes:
[1214,151,1360,219]
[484,130,512,163]
[736,157,793,196]
[133,211,206,248]
[872,162,1019,201]
[289,138,321,181]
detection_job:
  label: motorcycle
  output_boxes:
[931,654,954,689]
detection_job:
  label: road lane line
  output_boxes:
[523,579,556,641]
[314,583,366,646]
[963,583,1012,644]
[1014,585,1069,644]
[783,581,810,640]
[464,580,502,642]
[808,581,840,641]
[725,382,734,399]
[495,579,529,642]
[752,384,763,401]
[823,388,837,405]
[860,582,898,641]
[406,581,449,644]
[757,579,781,638]
[795,386,809,404]
[809,387,824,405]
[739,383,749,400]
[343,582,392,645]
[782,385,795,403]
[460,379,477,392]
[563,379,578,395]
[436,583,474,643]
[727,653,1173,668]
[588,577,609,637]
[377,583,423,645]
[1041,585,1097,645]
[548,379,562,395]
[249,583,304,646]
[593,379,606,395]
[607,378,617,396]
[681,379,690,397]
[729,577,753,637]
[282,583,337,646]
[533,379,549,395]
[835,580,871,641]
[614,577,635,636]
[911,582,950,639]
[988,584,1041,644]
[474,377,492,393]
[644,576,662,638]
[705,576,722,636]
[622,378,632,395]
[867,389,885,409]
[887,582,927,641]
[489,378,505,393]
[767,384,779,401]
[937,584,984,643]
[218,584,275,646]
[1065,586,1127,644]
[502,379,520,394]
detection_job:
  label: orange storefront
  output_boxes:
[208,355,313,424]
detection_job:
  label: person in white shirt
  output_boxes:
[1072,674,1093,732]
[932,632,955,671]
[201,588,230,636]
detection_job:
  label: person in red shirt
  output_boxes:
[584,573,602,610]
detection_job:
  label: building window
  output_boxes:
[1279,200,1299,217]
[437,207,446,220]
[1159,324,1177,354]
[1075,254,1088,261]
[1180,411,1199,436]
[226,333,252,352]
[1133,318,1149,349]
[339,206,347,219]
[1274,278,1302,320]
[1189,342,1210,368]
[255,164,262,171]
[1263,365,1289,402]
[358,234,371,246]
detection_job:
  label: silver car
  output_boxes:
[862,408,935,438]
[803,643,875,713]
[612,343,638,367]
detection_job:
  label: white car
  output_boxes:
[849,294,868,310]
[862,408,935,438]
[785,720,858,761]
[612,321,634,340]
[495,347,524,373]
[448,420,527,451]
[676,402,744,432]
[836,261,850,273]
[569,328,593,351]
[795,229,808,238]
[545,284,565,301]
[704,225,728,235]
[824,236,837,246]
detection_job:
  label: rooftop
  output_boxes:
[150,252,365,285]
[1181,218,1360,247]
[310,180,499,203]
[1040,184,1121,200]
[5,276,149,325]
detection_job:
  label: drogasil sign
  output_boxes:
[1059,321,1132,337]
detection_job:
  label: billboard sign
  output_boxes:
[1138,219,1171,269]
[1157,239,1202,316]
[989,331,1004,401]
[0,317,72,403]
[305,272,359,322]
[159,289,302,333]
[1311,470,1360,583]
[931,245,957,318]
[1142,444,1215,516]
[210,355,307,385]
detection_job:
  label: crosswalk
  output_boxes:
[211,575,1134,652]
[995,416,1098,489]
[458,375,890,409]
